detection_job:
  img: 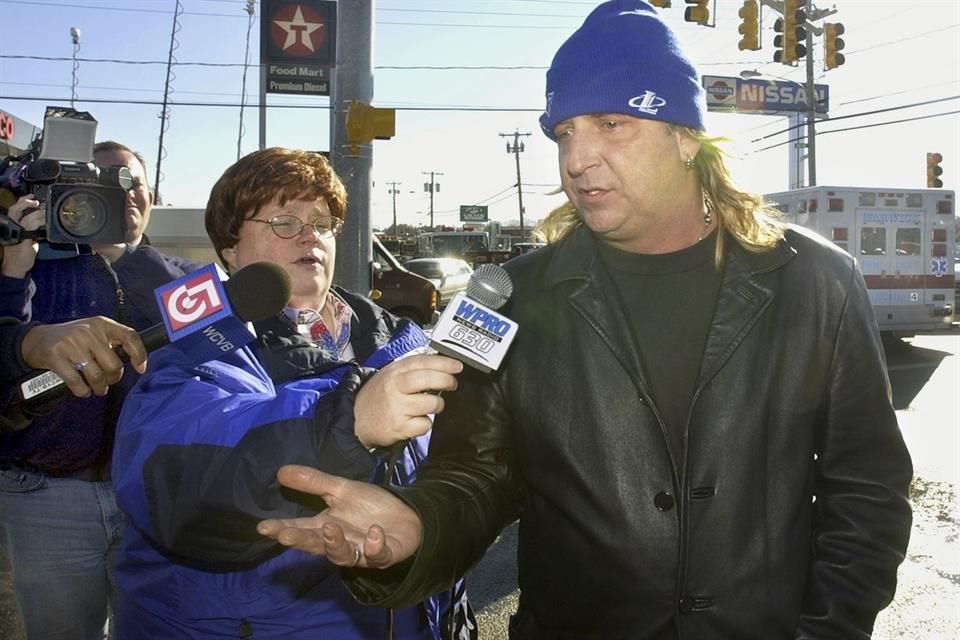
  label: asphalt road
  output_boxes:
[2,330,958,639]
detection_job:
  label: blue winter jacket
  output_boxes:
[0,245,198,473]
[112,289,457,639]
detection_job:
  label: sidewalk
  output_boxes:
[0,544,23,640]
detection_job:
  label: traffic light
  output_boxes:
[345,102,396,147]
[684,0,709,26]
[773,0,807,64]
[649,0,671,6]
[823,22,845,70]
[927,152,944,188]
[738,0,760,51]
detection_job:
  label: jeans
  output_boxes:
[0,466,122,640]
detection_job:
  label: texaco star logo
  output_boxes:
[271,4,327,56]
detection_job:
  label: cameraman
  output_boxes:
[0,141,198,640]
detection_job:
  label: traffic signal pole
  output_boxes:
[766,0,836,187]
[331,0,374,294]
[805,2,817,186]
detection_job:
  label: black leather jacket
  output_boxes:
[348,225,912,640]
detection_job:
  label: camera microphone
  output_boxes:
[4,262,291,431]
[429,263,518,373]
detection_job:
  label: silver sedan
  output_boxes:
[402,257,474,310]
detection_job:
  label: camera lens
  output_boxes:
[97,165,133,191]
[115,166,133,191]
[55,190,109,239]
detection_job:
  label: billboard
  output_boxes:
[702,75,829,115]
[460,205,489,223]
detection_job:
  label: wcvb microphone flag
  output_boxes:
[154,264,256,364]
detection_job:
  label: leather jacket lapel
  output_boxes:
[545,227,652,401]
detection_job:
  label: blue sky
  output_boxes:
[1,0,958,231]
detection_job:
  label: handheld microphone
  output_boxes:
[6,261,291,429]
[429,263,518,373]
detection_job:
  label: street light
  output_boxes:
[739,69,819,188]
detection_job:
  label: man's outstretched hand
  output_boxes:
[257,465,423,569]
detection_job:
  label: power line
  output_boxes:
[0,53,759,70]
[379,7,583,19]
[7,92,959,134]
[752,109,959,154]
[0,0,245,18]
[0,95,329,109]
[1,54,251,67]
[431,189,520,217]
[472,185,518,205]
[0,54,549,70]
[750,95,959,143]
[0,95,545,112]
[0,0,582,27]
[845,23,960,57]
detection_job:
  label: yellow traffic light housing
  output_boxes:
[738,0,760,51]
[649,0,671,6]
[774,0,807,64]
[345,102,396,150]
[927,152,944,188]
[684,0,709,26]
[823,22,846,70]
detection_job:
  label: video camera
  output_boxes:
[0,106,132,250]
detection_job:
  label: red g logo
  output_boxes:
[0,112,14,141]
[159,271,225,332]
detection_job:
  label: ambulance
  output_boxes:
[765,186,956,336]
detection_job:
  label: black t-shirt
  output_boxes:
[597,231,722,474]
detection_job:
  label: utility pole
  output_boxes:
[386,181,401,234]
[155,0,184,205]
[805,0,817,186]
[331,0,374,294]
[423,171,442,229]
[69,27,81,109]
[237,0,255,161]
[500,130,531,241]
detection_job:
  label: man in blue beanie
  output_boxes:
[257,2,913,638]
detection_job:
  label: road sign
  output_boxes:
[460,205,489,223]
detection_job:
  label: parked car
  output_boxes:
[402,257,474,309]
[370,236,439,326]
[510,242,546,258]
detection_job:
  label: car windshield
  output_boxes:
[411,265,442,278]
[405,262,442,278]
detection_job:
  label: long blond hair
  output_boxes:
[536,128,784,267]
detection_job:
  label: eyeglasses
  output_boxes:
[249,214,343,239]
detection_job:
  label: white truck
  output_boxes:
[765,186,956,336]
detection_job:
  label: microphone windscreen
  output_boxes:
[467,263,513,310]
[223,261,292,322]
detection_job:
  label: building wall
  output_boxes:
[147,207,219,265]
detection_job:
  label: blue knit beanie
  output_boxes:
[540,0,706,140]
